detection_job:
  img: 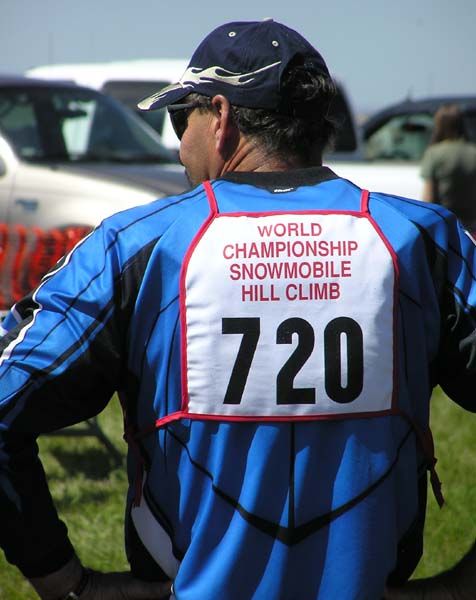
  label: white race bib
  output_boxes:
[180,210,396,421]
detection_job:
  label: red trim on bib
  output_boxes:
[211,209,367,218]
[155,408,398,428]
[361,189,370,213]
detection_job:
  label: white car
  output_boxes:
[0,75,188,312]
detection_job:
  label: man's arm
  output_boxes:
[386,197,476,599]
[0,224,122,580]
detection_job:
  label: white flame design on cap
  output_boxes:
[138,61,281,110]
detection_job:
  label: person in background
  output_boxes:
[421,103,476,231]
[0,18,475,600]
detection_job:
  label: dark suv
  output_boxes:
[363,96,476,161]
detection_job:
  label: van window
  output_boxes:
[102,80,169,137]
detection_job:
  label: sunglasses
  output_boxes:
[167,101,203,140]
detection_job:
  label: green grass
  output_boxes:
[413,388,476,577]
[0,389,475,598]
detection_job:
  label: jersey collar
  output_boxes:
[219,166,338,190]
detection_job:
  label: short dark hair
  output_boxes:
[188,61,338,165]
[430,104,467,144]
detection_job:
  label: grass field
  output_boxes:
[0,388,475,599]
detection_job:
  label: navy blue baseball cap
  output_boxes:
[138,19,330,113]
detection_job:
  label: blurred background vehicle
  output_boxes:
[26,59,360,160]
[363,95,476,161]
[0,75,188,313]
[25,59,427,200]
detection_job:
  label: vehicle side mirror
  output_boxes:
[0,155,6,177]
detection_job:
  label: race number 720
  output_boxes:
[221,316,364,406]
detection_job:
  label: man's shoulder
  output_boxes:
[102,185,208,231]
[369,187,455,229]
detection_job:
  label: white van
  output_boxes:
[27,59,188,153]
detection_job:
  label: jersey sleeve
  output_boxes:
[0,222,126,576]
[435,220,476,411]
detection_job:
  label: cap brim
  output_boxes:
[137,82,192,111]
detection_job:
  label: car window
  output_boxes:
[0,86,176,163]
[365,113,434,161]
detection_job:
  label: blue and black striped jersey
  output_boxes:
[1,167,475,599]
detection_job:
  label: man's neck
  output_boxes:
[219,138,318,175]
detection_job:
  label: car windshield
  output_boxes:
[0,85,176,163]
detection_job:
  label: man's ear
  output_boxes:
[210,95,239,158]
